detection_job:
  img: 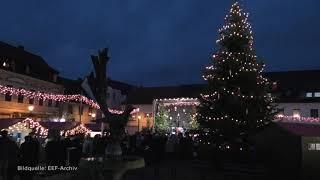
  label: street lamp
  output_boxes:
[28,105,34,119]
[137,115,141,132]
[28,105,34,112]
[91,113,96,118]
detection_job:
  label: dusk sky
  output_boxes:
[1,0,319,86]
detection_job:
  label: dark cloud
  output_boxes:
[1,0,319,86]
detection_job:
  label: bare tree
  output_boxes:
[90,48,133,154]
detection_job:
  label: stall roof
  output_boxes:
[0,118,24,130]
[277,122,320,137]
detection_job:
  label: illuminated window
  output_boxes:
[308,143,316,150]
[308,143,320,151]
[315,92,320,97]
[88,107,93,116]
[293,109,300,118]
[277,108,284,117]
[306,92,313,97]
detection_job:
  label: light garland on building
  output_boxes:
[274,115,320,124]
[155,97,198,102]
[0,85,100,109]
[0,84,140,114]
[163,102,200,107]
[108,108,140,114]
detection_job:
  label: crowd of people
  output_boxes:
[0,128,255,180]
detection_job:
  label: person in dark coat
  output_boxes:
[19,135,39,180]
[0,130,18,180]
[45,136,65,167]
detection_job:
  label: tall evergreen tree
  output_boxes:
[197,1,275,139]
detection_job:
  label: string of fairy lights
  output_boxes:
[61,123,92,137]
[0,84,139,114]
[274,115,320,124]
[2,118,92,137]
[0,85,100,109]
[216,2,254,50]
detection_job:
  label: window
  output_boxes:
[88,107,93,116]
[315,92,320,97]
[38,92,44,106]
[306,92,313,97]
[277,108,284,117]
[48,99,52,107]
[17,91,24,103]
[293,109,300,118]
[68,105,73,114]
[308,143,316,150]
[10,60,15,71]
[308,143,320,151]
[29,90,35,104]
[25,65,30,74]
[311,109,319,118]
[5,85,12,101]
[39,98,43,106]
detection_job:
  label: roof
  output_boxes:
[85,123,101,131]
[57,77,83,94]
[265,70,320,103]
[108,78,134,94]
[126,84,206,104]
[277,122,320,137]
[0,41,59,82]
[265,70,320,91]
[40,121,79,131]
[0,119,80,131]
[0,118,24,130]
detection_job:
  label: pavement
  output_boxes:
[123,160,268,180]
[123,160,223,180]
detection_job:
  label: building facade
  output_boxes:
[0,42,64,119]
[266,70,320,118]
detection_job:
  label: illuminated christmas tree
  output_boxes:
[155,104,171,133]
[197,1,275,139]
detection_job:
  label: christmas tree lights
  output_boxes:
[197,1,275,138]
